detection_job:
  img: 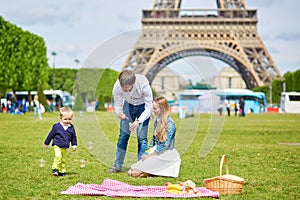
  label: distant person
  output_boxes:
[260,102,264,113]
[225,99,231,116]
[7,99,11,114]
[32,95,42,120]
[9,94,17,114]
[128,96,181,178]
[44,106,77,176]
[107,70,153,174]
[217,101,223,116]
[240,98,245,117]
[15,104,24,115]
[55,95,62,111]
[234,99,239,116]
[21,98,27,113]
[47,99,54,112]
[172,93,178,106]
[1,102,7,113]
[95,98,99,110]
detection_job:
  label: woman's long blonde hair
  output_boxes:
[155,96,170,142]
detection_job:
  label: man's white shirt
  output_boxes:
[112,74,153,123]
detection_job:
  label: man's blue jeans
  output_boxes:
[114,102,150,169]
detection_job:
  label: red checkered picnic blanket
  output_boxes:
[61,179,219,198]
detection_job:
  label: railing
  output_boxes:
[142,9,257,20]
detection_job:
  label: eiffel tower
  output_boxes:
[122,0,282,89]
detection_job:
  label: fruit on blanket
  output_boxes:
[166,189,183,194]
[182,180,198,194]
[166,183,183,191]
[166,180,201,195]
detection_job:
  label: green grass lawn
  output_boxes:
[0,111,299,199]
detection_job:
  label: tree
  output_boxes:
[47,68,77,94]
[0,17,19,98]
[37,84,48,111]
[283,72,293,92]
[96,68,119,110]
[0,16,48,99]
[292,70,300,92]
[23,33,49,91]
[73,93,84,111]
[73,68,104,110]
[271,79,283,104]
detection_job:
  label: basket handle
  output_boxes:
[219,154,229,176]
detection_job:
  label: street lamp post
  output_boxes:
[269,85,272,106]
[51,51,57,90]
[74,59,80,68]
[73,59,80,99]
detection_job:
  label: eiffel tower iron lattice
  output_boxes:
[122,0,281,89]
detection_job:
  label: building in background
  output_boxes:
[152,67,188,99]
[208,67,246,89]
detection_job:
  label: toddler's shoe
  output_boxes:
[52,169,59,176]
[58,172,67,176]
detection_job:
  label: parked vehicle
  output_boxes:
[280,92,300,113]
[5,90,72,112]
[177,89,266,114]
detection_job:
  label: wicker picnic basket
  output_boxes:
[203,155,244,194]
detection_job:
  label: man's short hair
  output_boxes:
[119,70,136,87]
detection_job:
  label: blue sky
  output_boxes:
[1,0,299,81]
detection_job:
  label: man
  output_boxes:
[107,70,153,174]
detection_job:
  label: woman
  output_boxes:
[128,96,181,178]
[33,95,42,120]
